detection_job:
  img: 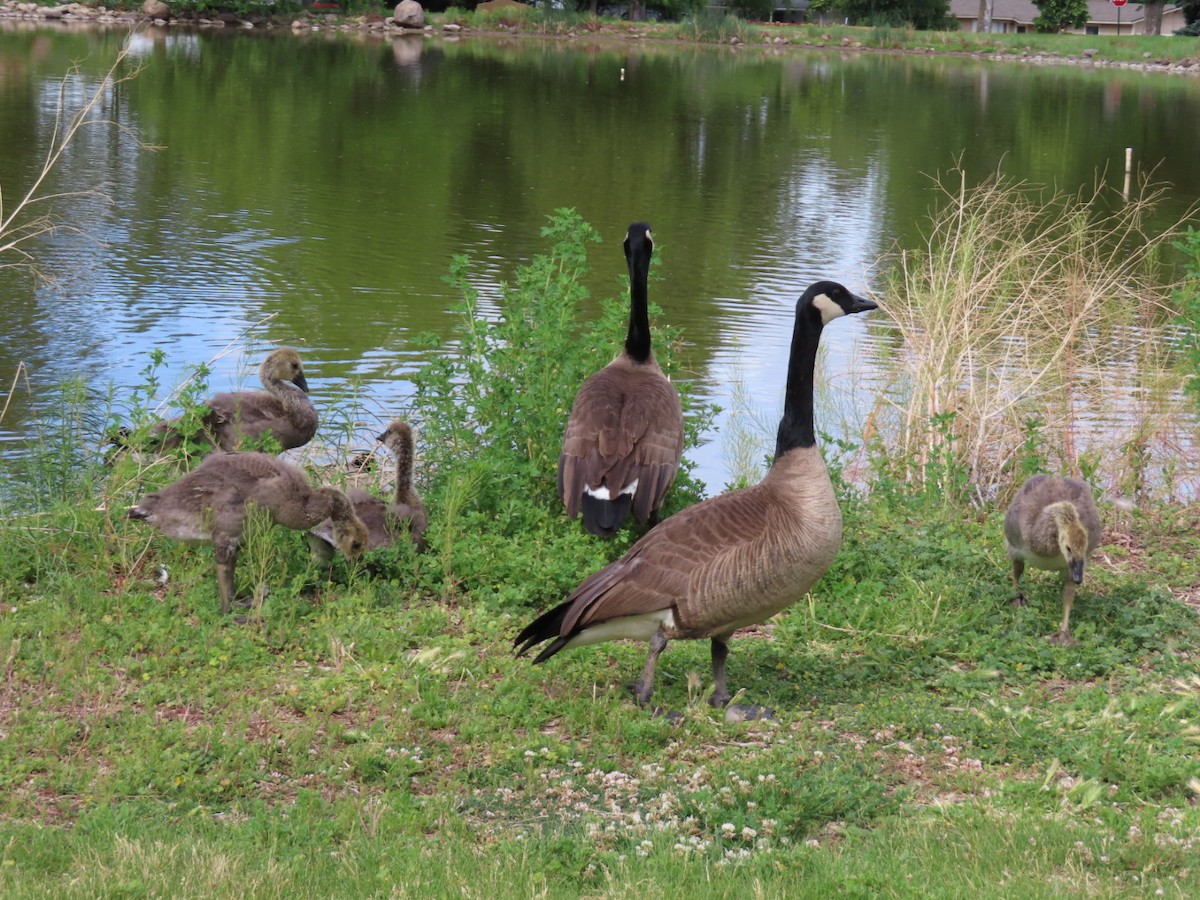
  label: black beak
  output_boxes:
[1069,559,1085,585]
[293,372,310,394]
[375,431,388,443]
[848,292,879,315]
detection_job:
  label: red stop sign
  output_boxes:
[1111,0,1127,6]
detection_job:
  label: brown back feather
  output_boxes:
[558,355,683,521]
[559,447,840,640]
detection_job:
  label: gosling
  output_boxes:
[308,419,428,565]
[1004,474,1102,645]
[129,452,367,616]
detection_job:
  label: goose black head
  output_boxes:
[803,281,878,325]
[624,222,653,263]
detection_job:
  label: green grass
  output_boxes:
[1,456,1198,896]
[2,213,1199,895]
[421,14,1200,67]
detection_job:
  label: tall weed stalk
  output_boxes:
[869,168,1199,504]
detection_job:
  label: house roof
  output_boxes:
[948,0,1181,25]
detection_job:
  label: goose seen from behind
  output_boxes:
[558,222,684,537]
[1004,474,1102,645]
[519,280,878,717]
[148,347,318,454]
[308,419,428,565]
[129,452,368,615]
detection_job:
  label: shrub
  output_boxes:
[410,208,716,608]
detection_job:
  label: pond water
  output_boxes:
[1,25,1198,494]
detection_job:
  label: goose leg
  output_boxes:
[1047,579,1078,646]
[1009,559,1027,606]
[709,635,733,708]
[711,635,774,722]
[214,541,239,616]
[631,631,668,708]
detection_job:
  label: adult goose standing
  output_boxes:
[1004,474,1102,645]
[148,347,318,454]
[518,280,878,716]
[128,452,368,615]
[558,222,684,537]
[308,419,428,565]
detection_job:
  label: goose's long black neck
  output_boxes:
[624,234,653,363]
[774,308,823,460]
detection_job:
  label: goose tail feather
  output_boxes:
[514,600,574,662]
[581,493,633,537]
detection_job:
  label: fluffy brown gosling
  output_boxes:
[129,452,367,616]
[1004,474,1102,646]
[308,419,428,565]
[148,347,318,454]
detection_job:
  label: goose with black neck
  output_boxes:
[519,280,878,719]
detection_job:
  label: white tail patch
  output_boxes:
[811,292,846,325]
[585,478,639,501]
[564,609,675,650]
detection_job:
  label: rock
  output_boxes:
[393,0,423,28]
[142,0,168,17]
[1083,48,1099,57]
[442,22,461,31]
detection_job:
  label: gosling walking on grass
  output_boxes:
[1004,474,1102,646]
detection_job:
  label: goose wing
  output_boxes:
[558,363,683,521]
[560,483,778,635]
[206,390,315,450]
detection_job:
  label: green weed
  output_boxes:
[411,208,716,611]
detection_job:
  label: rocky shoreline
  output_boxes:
[2,0,1197,77]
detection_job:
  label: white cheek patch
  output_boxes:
[811,293,846,324]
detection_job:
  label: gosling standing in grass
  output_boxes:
[308,419,428,565]
[1004,475,1102,645]
[129,452,368,616]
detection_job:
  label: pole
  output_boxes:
[1116,6,1121,35]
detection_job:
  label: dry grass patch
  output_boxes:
[865,168,1199,504]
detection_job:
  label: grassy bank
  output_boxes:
[431,9,1200,69]
[0,444,1198,896]
[2,205,1200,896]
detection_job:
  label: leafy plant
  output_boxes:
[1033,0,1088,31]
[411,208,715,608]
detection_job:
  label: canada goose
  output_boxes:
[1004,474,1102,645]
[518,280,878,716]
[128,452,368,615]
[308,419,428,565]
[557,222,684,537]
[148,347,318,454]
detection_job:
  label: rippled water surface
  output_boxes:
[2,27,1198,491]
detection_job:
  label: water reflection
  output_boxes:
[1,28,1197,498]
